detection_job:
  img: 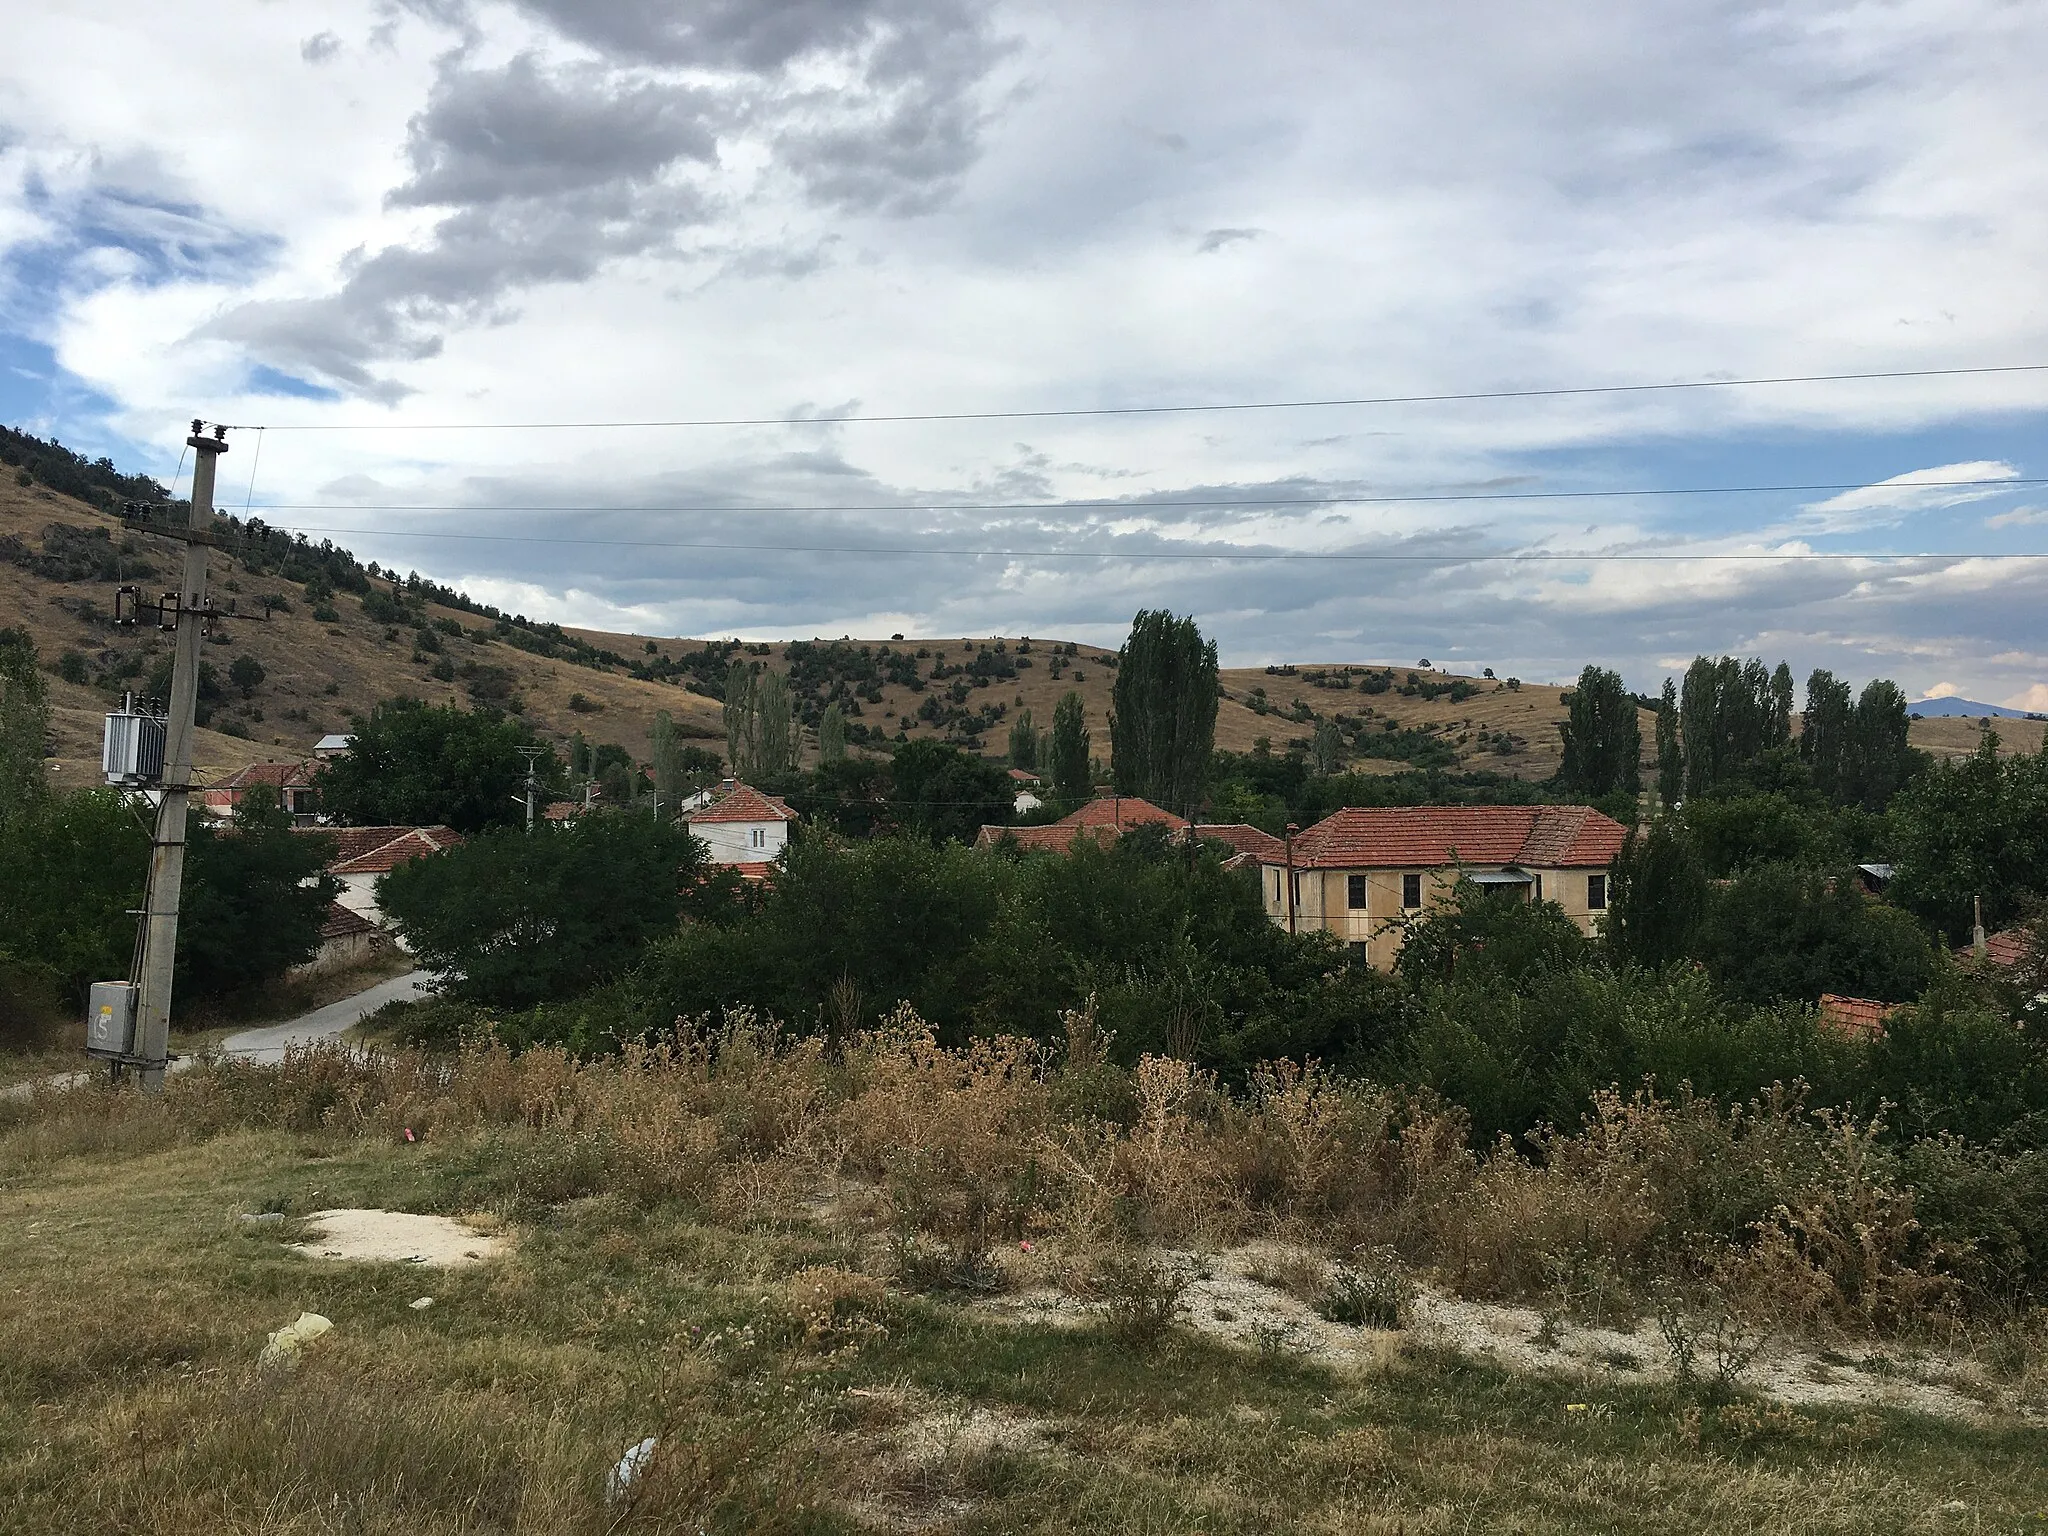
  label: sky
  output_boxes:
[2,0,2045,706]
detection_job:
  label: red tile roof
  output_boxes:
[319,825,463,875]
[1960,929,2035,969]
[316,902,379,940]
[684,783,796,824]
[1818,994,1900,1036]
[973,794,1188,852]
[1196,823,1287,860]
[209,760,316,790]
[1280,805,1627,870]
[1060,795,1187,831]
[1007,767,1042,783]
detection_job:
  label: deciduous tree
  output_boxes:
[1109,609,1218,814]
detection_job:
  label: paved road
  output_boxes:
[214,969,433,1062]
[3,970,433,1099]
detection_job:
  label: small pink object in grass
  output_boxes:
[404,1128,416,1143]
[1019,1241,1033,1253]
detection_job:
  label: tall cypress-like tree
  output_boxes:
[1847,679,1913,811]
[650,710,687,810]
[817,703,848,766]
[1006,708,1039,770]
[1655,678,1683,807]
[723,661,756,776]
[1558,664,1641,798]
[754,671,797,777]
[1109,609,1219,813]
[1801,668,1854,801]
[1049,690,1090,804]
[1769,662,1796,747]
[1680,657,1721,798]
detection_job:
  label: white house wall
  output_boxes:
[691,821,788,864]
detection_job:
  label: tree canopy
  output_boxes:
[1109,609,1218,815]
[1557,664,1641,798]
[314,698,558,832]
[379,812,713,1007]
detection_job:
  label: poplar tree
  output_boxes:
[1655,679,1683,807]
[1801,668,1854,801]
[1006,708,1039,770]
[651,710,687,809]
[1558,664,1640,798]
[1049,690,1090,804]
[818,703,848,765]
[1109,609,1218,813]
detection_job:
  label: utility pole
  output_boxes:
[1283,822,1298,936]
[128,421,228,1091]
[515,745,545,832]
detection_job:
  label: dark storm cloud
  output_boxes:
[209,0,1009,398]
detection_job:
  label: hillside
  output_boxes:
[7,435,2036,790]
[0,475,725,794]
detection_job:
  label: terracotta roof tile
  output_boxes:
[1281,805,1627,870]
[1059,795,1186,831]
[326,826,463,874]
[209,760,315,790]
[1818,994,1899,1036]
[685,783,797,825]
[316,902,379,940]
[1196,823,1287,860]
[1961,929,2035,969]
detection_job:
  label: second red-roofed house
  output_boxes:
[684,780,797,874]
[1260,804,1629,968]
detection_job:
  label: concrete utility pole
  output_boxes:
[516,745,546,832]
[128,421,227,1091]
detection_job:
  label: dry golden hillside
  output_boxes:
[1,479,722,793]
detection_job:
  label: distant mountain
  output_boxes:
[1909,696,2034,719]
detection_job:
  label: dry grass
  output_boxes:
[5,1017,2047,1532]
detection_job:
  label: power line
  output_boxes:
[250,522,2047,563]
[221,362,2048,433]
[241,476,2047,518]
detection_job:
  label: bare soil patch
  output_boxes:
[288,1208,508,1267]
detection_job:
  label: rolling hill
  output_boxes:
[5,435,2037,792]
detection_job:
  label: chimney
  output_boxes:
[721,776,735,795]
[1973,895,1987,958]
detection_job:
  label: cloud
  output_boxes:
[1801,460,2022,532]
[1923,681,1961,699]
[1196,227,1262,253]
[300,32,341,64]
[2002,683,2048,713]
[200,0,1010,397]
[1987,505,2048,529]
[199,53,722,400]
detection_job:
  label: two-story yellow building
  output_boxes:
[1258,805,1628,968]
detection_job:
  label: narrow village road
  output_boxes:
[214,970,432,1062]
[3,969,433,1100]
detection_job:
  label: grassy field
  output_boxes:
[3,1028,2043,1534]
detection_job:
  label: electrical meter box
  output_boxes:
[86,981,138,1058]
[102,705,166,787]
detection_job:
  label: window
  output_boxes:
[750,827,766,850]
[1348,941,1369,958]
[1347,874,1369,909]
[1402,872,1422,910]
[1532,873,1543,901]
[1271,870,1281,903]
[1587,873,1607,911]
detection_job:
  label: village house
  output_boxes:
[201,760,320,822]
[1259,804,1629,968]
[296,824,464,929]
[974,794,1285,866]
[1008,767,1045,815]
[683,781,796,881]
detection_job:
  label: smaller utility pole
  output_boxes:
[515,746,545,833]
